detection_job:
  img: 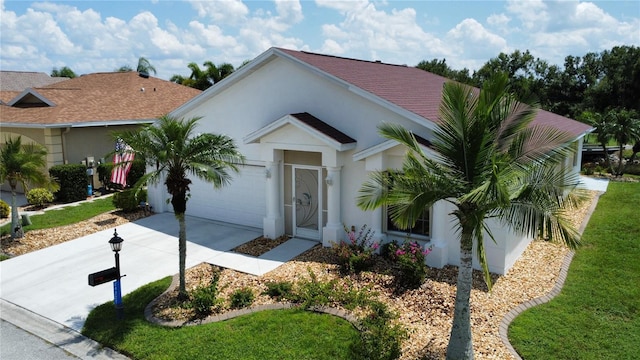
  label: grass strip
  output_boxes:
[509,182,640,359]
[1,197,115,234]
[83,277,361,360]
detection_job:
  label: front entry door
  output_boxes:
[293,166,321,240]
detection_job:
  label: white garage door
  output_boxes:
[185,165,266,229]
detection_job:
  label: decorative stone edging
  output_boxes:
[144,273,359,328]
[499,191,605,359]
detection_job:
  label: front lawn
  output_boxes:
[82,277,361,360]
[509,181,640,359]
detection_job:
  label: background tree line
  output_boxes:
[417,45,639,122]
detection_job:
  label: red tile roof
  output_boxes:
[0,72,201,127]
[278,48,592,138]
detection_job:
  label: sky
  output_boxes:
[1,0,638,81]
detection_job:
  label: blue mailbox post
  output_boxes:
[108,230,124,320]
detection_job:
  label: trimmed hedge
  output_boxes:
[49,164,87,203]
[112,189,147,212]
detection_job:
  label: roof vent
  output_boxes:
[138,72,149,78]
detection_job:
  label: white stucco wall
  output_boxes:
[146,53,557,275]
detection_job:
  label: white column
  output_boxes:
[425,200,448,268]
[322,166,343,247]
[263,161,284,239]
[370,206,385,248]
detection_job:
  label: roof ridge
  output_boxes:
[279,48,410,68]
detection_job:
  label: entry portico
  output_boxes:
[245,112,356,246]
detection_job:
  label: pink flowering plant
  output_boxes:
[333,224,379,273]
[382,239,432,289]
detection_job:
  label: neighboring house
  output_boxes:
[147,47,593,274]
[0,71,201,192]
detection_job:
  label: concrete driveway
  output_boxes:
[0,213,265,331]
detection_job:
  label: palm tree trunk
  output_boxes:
[10,187,23,239]
[616,144,625,176]
[446,228,474,360]
[176,212,188,300]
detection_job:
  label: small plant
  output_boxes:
[333,224,379,273]
[294,268,340,308]
[351,301,407,360]
[262,281,294,299]
[229,287,255,309]
[189,269,222,317]
[0,200,9,219]
[26,188,54,208]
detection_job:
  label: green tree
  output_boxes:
[115,65,134,72]
[113,115,245,298]
[357,74,584,359]
[136,56,157,75]
[50,66,76,78]
[581,110,615,173]
[608,109,640,176]
[171,61,235,90]
[416,58,473,84]
[0,137,59,239]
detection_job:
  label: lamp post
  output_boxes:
[109,229,124,320]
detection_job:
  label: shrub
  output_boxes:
[112,189,147,212]
[26,188,54,208]
[49,164,87,203]
[352,301,406,360]
[294,269,339,308]
[333,224,379,273]
[383,239,431,289]
[190,270,222,317]
[0,200,9,218]
[262,281,294,299]
[229,288,255,309]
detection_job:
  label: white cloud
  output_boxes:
[446,18,509,69]
[487,13,510,30]
[188,0,249,25]
[506,0,640,64]
[316,0,450,65]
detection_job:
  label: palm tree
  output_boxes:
[357,74,584,359]
[583,110,615,173]
[0,137,59,239]
[203,61,234,84]
[136,57,157,75]
[607,109,640,176]
[113,115,245,299]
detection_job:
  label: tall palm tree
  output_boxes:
[357,74,585,359]
[114,115,245,299]
[0,136,59,239]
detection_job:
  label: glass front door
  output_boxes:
[293,166,321,239]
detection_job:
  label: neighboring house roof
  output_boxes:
[0,71,201,128]
[0,71,69,91]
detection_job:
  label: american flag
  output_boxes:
[110,138,135,187]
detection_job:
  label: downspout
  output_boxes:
[61,127,71,164]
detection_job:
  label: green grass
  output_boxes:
[82,277,361,360]
[509,182,640,359]
[1,197,115,235]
